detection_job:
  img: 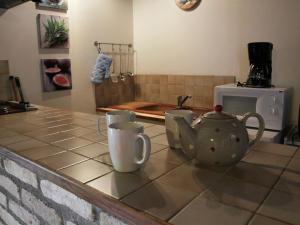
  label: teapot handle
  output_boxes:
[241,112,265,147]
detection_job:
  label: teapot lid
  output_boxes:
[203,105,235,120]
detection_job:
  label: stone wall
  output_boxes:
[0,149,131,225]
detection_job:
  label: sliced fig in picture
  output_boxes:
[58,59,71,73]
[52,74,71,88]
[43,59,58,68]
[45,67,61,74]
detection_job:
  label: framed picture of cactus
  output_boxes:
[37,0,68,11]
[37,14,69,49]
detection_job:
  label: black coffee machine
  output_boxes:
[245,42,273,88]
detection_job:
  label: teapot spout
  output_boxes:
[173,116,197,159]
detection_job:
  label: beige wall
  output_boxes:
[0,0,133,113]
[133,0,300,123]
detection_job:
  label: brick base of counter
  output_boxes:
[0,149,132,225]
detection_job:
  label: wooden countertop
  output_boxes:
[0,105,299,225]
[96,101,211,120]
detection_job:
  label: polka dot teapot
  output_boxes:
[173,105,265,166]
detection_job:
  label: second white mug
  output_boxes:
[98,110,136,134]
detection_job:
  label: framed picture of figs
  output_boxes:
[41,59,72,92]
[37,0,68,11]
[37,14,69,49]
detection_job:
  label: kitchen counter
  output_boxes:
[96,101,211,120]
[0,106,300,225]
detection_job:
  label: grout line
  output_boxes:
[244,153,296,225]
[56,158,90,171]
[166,165,233,222]
[119,162,186,201]
[83,170,114,185]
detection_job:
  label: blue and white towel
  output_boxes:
[91,53,112,84]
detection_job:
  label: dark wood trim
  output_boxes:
[0,148,169,225]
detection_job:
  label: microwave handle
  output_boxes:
[241,112,265,146]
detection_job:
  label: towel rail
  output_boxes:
[94,41,133,54]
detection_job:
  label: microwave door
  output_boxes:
[223,95,257,115]
[220,93,261,128]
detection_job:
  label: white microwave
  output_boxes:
[214,84,290,131]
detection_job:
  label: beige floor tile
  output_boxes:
[80,132,107,143]
[202,176,269,211]
[38,151,88,170]
[134,157,178,180]
[242,151,290,169]
[42,118,74,127]
[70,118,96,127]
[47,124,79,132]
[36,132,74,143]
[4,123,41,133]
[6,139,48,152]
[150,143,168,154]
[274,170,300,195]
[227,161,282,187]
[19,145,65,161]
[52,137,93,150]
[59,160,112,183]
[295,149,300,158]
[151,149,189,165]
[151,134,169,146]
[24,128,59,138]
[72,143,109,158]
[122,181,198,220]
[144,125,166,138]
[93,153,112,165]
[170,195,252,225]
[87,172,150,199]
[253,142,297,157]
[248,215,290,225]
[0,135,31,146]
[156,164,223,194]
[258,189,300,225]
[287,157,300,171]
[99,139,108,144]
[0,129,19,138]
[62,127,96,137]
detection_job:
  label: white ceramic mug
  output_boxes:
[108,122,151,172]
[98,110,136,134]
[165,110,196,149]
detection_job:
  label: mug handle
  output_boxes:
[241,112,265,147]
[135,133,151,165]
[97,118,107,136]
[130,111,136,121]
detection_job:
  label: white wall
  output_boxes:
[133,0,300,123]
[0,0,133,113]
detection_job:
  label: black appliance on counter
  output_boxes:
[0,75,37,115]
[0,100,36,115]
[245,42,273,88]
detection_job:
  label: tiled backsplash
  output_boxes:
[95,76,135,107]
[134,75,235,108]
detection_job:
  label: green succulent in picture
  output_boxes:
[43,16,69,48]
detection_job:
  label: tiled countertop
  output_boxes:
[0,106,300,225]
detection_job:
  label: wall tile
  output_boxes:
[168,75,177,84]
[135,74,235,108]
[160,76,168,85]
